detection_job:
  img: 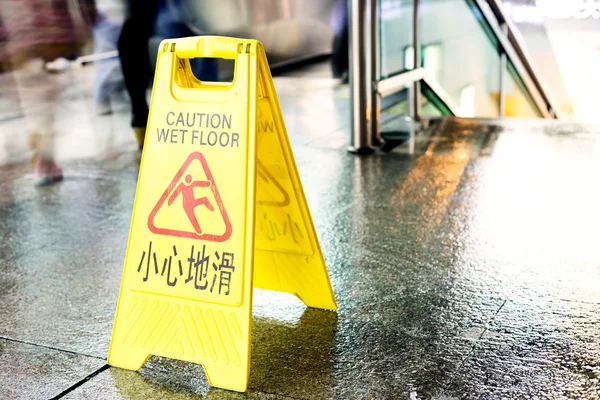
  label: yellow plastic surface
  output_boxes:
[107,36,336,392]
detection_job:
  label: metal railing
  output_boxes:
[348,0,561,153]
[485,0,560,118]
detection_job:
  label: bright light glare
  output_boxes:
[536,0,600,19]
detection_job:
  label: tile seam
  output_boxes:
[50,364,110,399]
[0,336,105,360]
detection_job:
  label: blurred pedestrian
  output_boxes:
[330,0,349,83]
[0,0,96,185]
[118,0,217,150]
[117,0,159,150]
[93,0,126,115]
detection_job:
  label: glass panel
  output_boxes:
[504,61,543,118]
[420,0,501,117]
[380,88,449,141]
[380,0,414,78]
[422,84,454,116]
[459,84,476,117]
[421,93,445,118]
[403,44,443,83]
[380,89,411,138]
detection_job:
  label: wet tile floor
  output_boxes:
[1,67,600,399]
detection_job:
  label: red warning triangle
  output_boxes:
[148,152,232,242]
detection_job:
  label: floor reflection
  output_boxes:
[250,307,337,398]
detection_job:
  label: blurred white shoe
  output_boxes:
[45,58,71,73]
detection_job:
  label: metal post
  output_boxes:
[369,0,381,147]
[412,0,421,122]
[406,0,421,155]
[349,0,374,154]
[498,23,508,117]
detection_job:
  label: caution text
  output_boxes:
[137,241,236,295]
[156,111,239,147]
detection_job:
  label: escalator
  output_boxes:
[349,0,570,153]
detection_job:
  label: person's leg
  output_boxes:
[13,58,63,185]
[192,57,218,82]
[152,5,219,83]
[117,0,159,148]
[93,18,123,115]
[330,0,349,82]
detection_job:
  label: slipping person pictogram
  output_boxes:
[148,152,232,242]
[168,174,214,234]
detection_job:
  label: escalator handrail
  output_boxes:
[484,0,561,119]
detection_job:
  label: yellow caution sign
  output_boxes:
[107,36,336,392]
